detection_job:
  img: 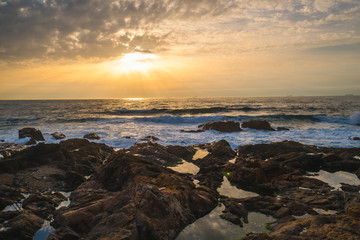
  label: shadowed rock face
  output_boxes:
[199,121,242,132]
[49,150,218,240]
[1,139,360,240]
[19,127,45,145]
[241,120,275,131]
[83,132,100,140]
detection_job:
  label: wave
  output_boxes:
[101,106,262,116]
[350,111,360,125]
[1,117,40,122]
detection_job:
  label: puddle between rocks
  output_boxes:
[33,220,55,240]
[176,204,275,240]
[192,148,209,160]
[169,160,200,175]
[217,176,259,199]
[307,170,360,190]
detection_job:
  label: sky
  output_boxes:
[0,0,359,99]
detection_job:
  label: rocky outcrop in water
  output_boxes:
[19,127,45,145]
[83,132,100,140]
[199,121,242,132]
[241,120,275,131]
[51,132,66,140]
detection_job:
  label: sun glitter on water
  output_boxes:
[105,52,159,75]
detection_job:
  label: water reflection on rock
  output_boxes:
[176,204,274,240]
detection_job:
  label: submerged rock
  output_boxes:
[141,135,160,142]
[241,120,275,131]
[51,132,66,140]
[83,132,100,140]
[19,127,45,145]
[199,121,242,132]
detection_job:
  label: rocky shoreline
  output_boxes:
[1,125,360,240]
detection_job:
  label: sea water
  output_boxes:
[0,96,359,149]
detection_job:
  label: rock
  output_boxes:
[141,135,160,142]
[198,121,242,132]
[277,127,290,131]
[83,132,100,140]
[19,127,45,141]
[0,143,27,158]
[51,132,66,140]
[352,137,360,140]
[209,140,236,158]
[0,210,44,240]
[19,127,45,145]
[241,120,275,131]
[50,148,218,240]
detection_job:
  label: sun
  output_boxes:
[105,52,159,75]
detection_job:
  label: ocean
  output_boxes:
[1,96,360,149]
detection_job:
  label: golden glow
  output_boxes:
[106,52,159,74]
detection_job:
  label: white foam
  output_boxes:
[349,111,360,125]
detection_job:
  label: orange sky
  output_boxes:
[1,0,360,99]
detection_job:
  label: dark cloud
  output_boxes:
[0,0,236,61]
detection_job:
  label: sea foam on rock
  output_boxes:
[19,127,45,145]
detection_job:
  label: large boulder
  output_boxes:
[51,132,66,140]
[19,127,45,144]
[241,120,275,131]
[83,132,100,140]
[198,121,242,132]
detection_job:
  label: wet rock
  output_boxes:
[19,127,45,141]
[83,132,100,140]
[51,149,218,240]
[198,121,242,132]
[126,141,183,166]
[0,143,27,159]
[352,137,360,140]
[209,140,236,158]
[0,210,43,240]
[51,132,66,140]
[277,127,290,131]
[241,120,275,131]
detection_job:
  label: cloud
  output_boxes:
[0,0,236,61]
[0,0,360,62]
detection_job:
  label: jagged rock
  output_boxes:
[83,132,100,140]
[0,210,44,240]
[51,132,66,140]
[0,142,27,158]
[198,121,242,132]
[209,140,236,158]
[19,127,45,145]
[241,120,275,131]
[50,149,218,240]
